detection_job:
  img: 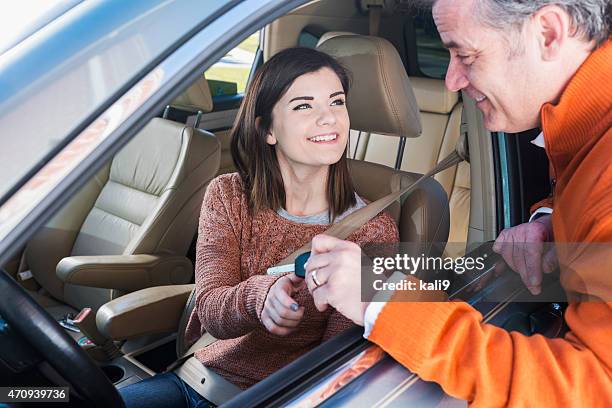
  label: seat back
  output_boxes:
[167,75,237,177]
[26,118,221,311]
[349,159,449,248]
[317,35,449,248]
[360,78,470,255]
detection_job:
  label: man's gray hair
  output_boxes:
[474,0,610,45]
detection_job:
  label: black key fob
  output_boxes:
[294,251,311,278]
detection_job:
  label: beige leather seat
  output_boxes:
[316,34,450,246]
[171,75,214,115]
[363,78,470,255]
[164,75,214,129]
[165,75,236,177]
[317,32,470,256]
[24,116,221,322]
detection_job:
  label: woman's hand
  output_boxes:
[261,274,306,336]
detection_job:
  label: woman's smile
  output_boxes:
[307,132,339,144]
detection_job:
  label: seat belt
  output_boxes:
[174,354,241,406]
[269,142,468,271]
[173,138,468,404]
[363,0,384,36]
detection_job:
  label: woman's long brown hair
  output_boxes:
[230,47,356,221]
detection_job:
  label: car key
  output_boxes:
[266,251,311,278]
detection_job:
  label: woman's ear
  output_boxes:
[266,133,277,146]
[256,116,276,145]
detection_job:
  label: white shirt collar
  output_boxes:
[530,131,545,148]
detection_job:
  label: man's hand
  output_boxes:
[303,234,368,326]
[261,274,305,336]
[493,214,557,295]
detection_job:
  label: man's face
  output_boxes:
[433,0,544,132]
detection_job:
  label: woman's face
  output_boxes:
[265,67,350,171]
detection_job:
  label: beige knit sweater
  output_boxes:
[183,173,399,389]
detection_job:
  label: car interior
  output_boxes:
[2,0,553,405]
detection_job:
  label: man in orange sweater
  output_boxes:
[305,0,611,405]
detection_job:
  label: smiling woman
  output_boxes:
[231,47,356,221]
[118,47,399,408]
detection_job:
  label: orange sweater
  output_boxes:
[368,40,612,406]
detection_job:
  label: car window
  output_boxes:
[0,0,230,204]
[297,29,319,48]
[204,31,260,97]
[413,12,450,79]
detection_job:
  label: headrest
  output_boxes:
[171,75,213,113]
[409,77,459,114]
[316,31,358,48]
[317,35,421,138]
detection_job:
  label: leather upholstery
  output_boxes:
[26,118,220,313]
[447,161,471,249]
[315,34,449,248]
[410,77,459,114]
[317,35,422,138]
[349,159,449,248]
[350,79,469,255]
[316,31,356,47]
[96,284,193,340]
[57,255,192,292]
[171,75,214,113]
[215,129,236,175]
[318,32,470,255]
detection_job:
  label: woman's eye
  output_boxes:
[293,103,311,111]
[331,98,345,106]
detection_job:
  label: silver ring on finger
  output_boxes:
[311,269,323,287]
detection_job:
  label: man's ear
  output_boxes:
[256,116,276,145]
[533,5,570,61]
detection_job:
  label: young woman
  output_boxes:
[120,46,399,407]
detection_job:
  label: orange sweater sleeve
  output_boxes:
[369,300,612,406]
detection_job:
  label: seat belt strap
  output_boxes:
[175,356,241,405]
[363,0,384,36]
[271,147,467,270]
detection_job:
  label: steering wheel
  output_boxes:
[0,270,125,407]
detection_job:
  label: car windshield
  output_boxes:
[0,0,229,203]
